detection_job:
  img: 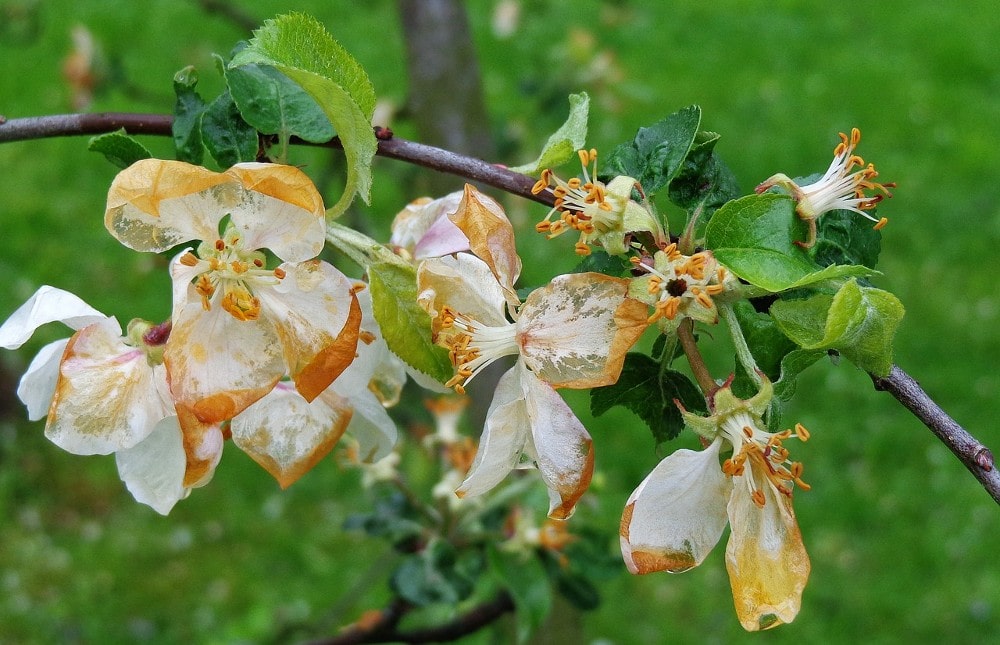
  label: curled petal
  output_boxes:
[416,254,508,326]
[330,387,399,463]
[455,366,528,499]
[390,191,468,259]
[518,273,648,388]
[231,382,351,489]
[449,184,522,308]
[224,163,326,262]
[520,365,594,519]
[620,439,730,574]
[17,339,69,421]
[261,260,362,401]
[725,477,811,631]
[0,285,107,349]
[47,318,172,455]
[176,405,224,488]
[105,159,234,251]
[116,416,188,515]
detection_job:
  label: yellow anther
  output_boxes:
[359,330,377,345]
[794,423,810,441]
[214,239,226,251]
[751,489,766,508]
[568,177,582,189]
[742,425,754,439]
[180,252,199,267]
[574,241,592,256]
[531,178,548,195]
[874,217,888,230]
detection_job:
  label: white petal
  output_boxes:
[620,438,730,574]
[455,366,528,498]
[0,286,106,349]
[17,339,68,420]
[46,318,172,455]
[337,388,399,463]
[231,382,351,488]
[416,254,508,326]
[520,365,594,519]
[115,416,188,515]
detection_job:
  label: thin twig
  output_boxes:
[871,365,1000,504]
[311,592,514,644]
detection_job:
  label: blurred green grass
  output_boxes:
[1,0,998,642]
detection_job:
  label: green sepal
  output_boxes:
[201,89,259,167]
[488,546,552,643]
[367,261,453,385]
[87,129,151,169]
[705,193,876,292]
[172,65,206,164]
[602,105,701,197]
[590,353,705,448]
[509,92,589,175]
[770,278,904,376]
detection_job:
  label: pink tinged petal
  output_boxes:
[165,301,285,424]
[115,416,188,515]
[46,318,172,455]
[412,210,470,260]
[519,365,594,519]
[389,191,468,259]
[455,366,529,499]
[104,159,234,252]
[0,285,106,349]
[175,405,224,488]
[725,475,811,631]
[620,439,730,575]
[223,163,326,262]
[518,273,649,388]
[449,184,522,307]
[18,339,68,420]
[259,260,362,402]
[231,382,351,489]
[416,255,508,326]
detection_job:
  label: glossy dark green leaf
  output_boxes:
[87,129,151,169]
[602,105,702,197]
[667,129,740,217]
[812,207,883,270]
[171,66,206,164]
[201,90,259,167]
[224,63,335,144]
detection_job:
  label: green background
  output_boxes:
[1,0,998,642]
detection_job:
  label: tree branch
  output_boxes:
[0,113,550,206]
[311,592,514,645]
[871,365,1000,504]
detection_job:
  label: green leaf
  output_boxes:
[667,129,740,216]
[509,92,589,174]
[230,13,378,216]
[87,129,151,169]
[231,13,376,118]
[602,105,702,197]
[705,193,876,292]
[590,353,704,447]
[200,90,259,167]
[343,491,423,551]
[773,348,827,401]
[488,547,552,643]
[367,261,453,384]
[770,279,904,376]
[224,63,335,144]
[572,249,632,278]
[391,540,475,606]
[812,207,883,270]
[172,65,206,164]
[731,300,798,381]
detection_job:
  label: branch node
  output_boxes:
[975,447,995,472]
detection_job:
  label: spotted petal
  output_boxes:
[518,273,648,388]
[231,382,352,488]
[725,475,811,631]
[417,254,508,326]
[620,439,730,574]
[47,318,173,455]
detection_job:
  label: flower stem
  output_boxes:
[719,303,764,389]
[677,319,717,395]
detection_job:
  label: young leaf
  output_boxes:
[224,63,335,144]
[773,348,827,401]
[509,92,589,175]
[731,300,798,381]
[201,90,259,167]
[705,193,876,292]
[488,547,552,643]
[590,353,704,446]
[367,261,453,384]
[667,129,740,215]
[770,278,904,376]
[87,129,151,169]
[172,66,206,164]
[601,105,702,197]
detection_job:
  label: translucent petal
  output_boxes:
[17,339,68,420]
[231,382,351,488]
[518,273,648,388]
[455,366,528,498]
[620,439,730,574]
[258,260,361,401]
[0,285,106,349]
[224,163,326,262]
[416,254,508,326]
[325,283,385,398]
[389,191,468,259]
[520,364,594,519]
[105,159,233,252]
[448,184,521,308]
[115,416,188,515]
[176,405,224,488]
[333,387,399,463]
[46,318,172,455]
[725,475,811,631]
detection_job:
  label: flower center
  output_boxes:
[531,149,628,256]
[719,412,811,508]
[436,306,519,394]
[179,224,285,321]
[631,244,728,323]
